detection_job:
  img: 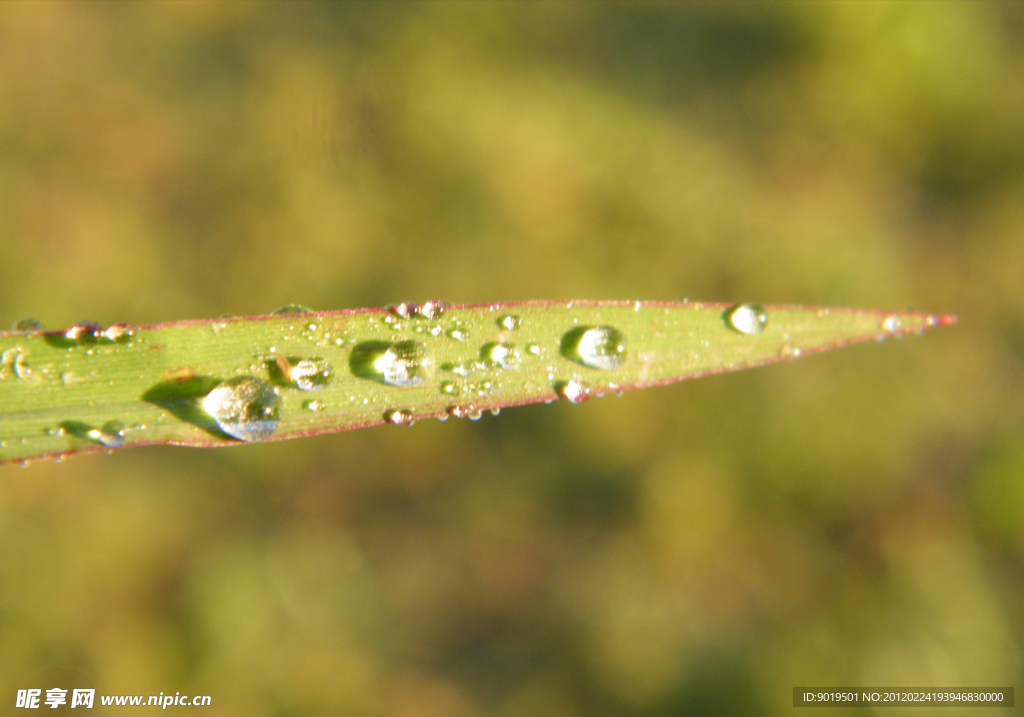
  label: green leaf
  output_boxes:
[0,301,954,465]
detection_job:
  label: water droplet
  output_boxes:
[384,408,415,426]
[271,304,314,316]
[556,379,591,404]
[65,322,102,342]
[498,314,521,331]
[526,342,541,356]
[275,356,332,391]
[389,302,419,319]
[726,304,768,335]
[440,381,461,396]
[447,404,480,420]
[202,377,282,442]
[882,315,903,333]
[421,300,446,319]
[561,326,627,370]
[447,328,469,342]
[779,343,802,358]
[351,341,432,387]
[303,399,325,412]
[490,408,501,416]
[12,318,42,332]
[481,342,520,369]
[86,420,126,448]
[102,323,135,342]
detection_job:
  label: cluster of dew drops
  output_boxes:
[1,302,918,459]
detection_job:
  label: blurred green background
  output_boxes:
[1,1,1022,714]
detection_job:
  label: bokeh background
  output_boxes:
[1,1,1022,714]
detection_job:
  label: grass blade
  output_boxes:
[0,301,954,465]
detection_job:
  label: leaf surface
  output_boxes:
[0,301,954,465]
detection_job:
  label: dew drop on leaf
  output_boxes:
[561,326,627,370]
[276,356,332,391]
[389,302,419,319]
[481,342,520,369]
[420,300,446,319]
[202,377,282,442]
[351,340,433,387]
[498,314,521,331]
[87,420,126,448]
[556,379,591,404]
[12,318,42,332]
[384,408,415,426]
[726,304,768,335]
[65,322,102,342]
[271,304,314,316]
[102,323,135,342]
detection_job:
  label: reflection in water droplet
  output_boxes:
[481,342,520,369]
[271,304,314,315]
[12,318,42,332]
[421,300,446,319]
[726,304,768,335]
[276,356,332,391]
[384,408,415,426]
[556,379,591,404]
[202,377,282,442]
[561,326,627,370]
[498,314,521,331]
[87,420,126,448]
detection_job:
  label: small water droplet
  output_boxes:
[65,322,102,342]
[12,318,42,332]
[303,399,325,412]
[440,381,461,396]
[490,408,501,416]
[481,342,520,369]
[384,408,415,426]
[447,328,469,342]
[447,404,480,420]
[634,301,642,312]
[271,304,314,315]
[202,377,282,442]
[556,379,591,404]
[275,356,332,391]
[526,342,541,356]
[421,300,446,319]
[87,420,126,448]
[389,302,419,319]
[561,326,627,370]
[498,314,521,331]
[882,315,903,333]
[726,304,768,335]
[779,343,802,358]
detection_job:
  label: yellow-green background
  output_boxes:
[1,2,1021,714]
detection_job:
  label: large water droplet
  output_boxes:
[726,304,768,335]
[12,318,42,332]
[481,342,520,369]
[498,314,521,331]
[87,420,126,448]
[350,341,432,387]
[102,323,135,342]
[384,408,415,426]
[271,304,314,316]
[556,379,591,404]
[65,322,102,342]
[561,326,627,370]
[202,377,282,442]
[275,356,331,391]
